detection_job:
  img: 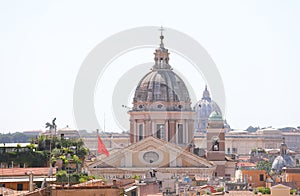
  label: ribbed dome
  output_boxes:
[132,69,191,111]
[271,155,294,172]
[134,70,190,102]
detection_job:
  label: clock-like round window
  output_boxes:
[143,151,159,163]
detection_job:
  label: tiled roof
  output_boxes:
[238,156,250,161]
[0,167,56,177]
[237,162,256,167]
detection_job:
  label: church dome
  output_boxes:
[194,85,223,132]
[271,155,294,172]
[271,156,285,172]
[271,139,295,172]
[132,32,191,111]
[194,86,222,114]
[134,70,190,103]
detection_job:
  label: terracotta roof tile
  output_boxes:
[0,167,56,177]
[237,162,256,167]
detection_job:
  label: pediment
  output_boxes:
[89,136,214,169]
[271,184,291,190]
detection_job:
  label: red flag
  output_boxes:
[98,135,109,157]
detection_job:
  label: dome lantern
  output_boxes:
[153,26,171,70]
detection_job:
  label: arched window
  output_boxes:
[156,124,165,140]
[212,136,219,151]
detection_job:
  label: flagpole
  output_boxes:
[103,113,105,134]
[96,129,99,179]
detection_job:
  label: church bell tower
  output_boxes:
[206,111,225,178]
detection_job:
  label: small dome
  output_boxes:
[208,111,223,121]
[272,155,295,172]
[272,156,285,171]
[272,138,296,172]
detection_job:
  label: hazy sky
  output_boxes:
[1,0,299,133]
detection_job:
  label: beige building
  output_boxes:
[270,184,291,196]
[82,128,300,158]
[83,133,129,153]
[194,128,290,156]
[225,128,283,155]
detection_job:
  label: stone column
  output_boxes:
[188,120,194,143]
[130,120,134,143]
[165,120,168,141]
[185,119,188,144]
[145,120,151,137]
[134,120,137,143]
[169,120,176,143]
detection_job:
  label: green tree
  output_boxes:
[257,160,272,174]
[72,154,82,172]
[257,187,270,194]
[12,132,29,143]
[16,144,21,153]
[51,148,61,157]
[26,144,36,151]
[290,189,297,195]
[0,134,11,143]
[56,170,68,184]
[0,132,33,143]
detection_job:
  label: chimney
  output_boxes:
[26,171,34,192]
[112,180,118,188]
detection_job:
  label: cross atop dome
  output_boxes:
[159,26,165,49]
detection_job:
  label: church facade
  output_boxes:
[88,136,216,179]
